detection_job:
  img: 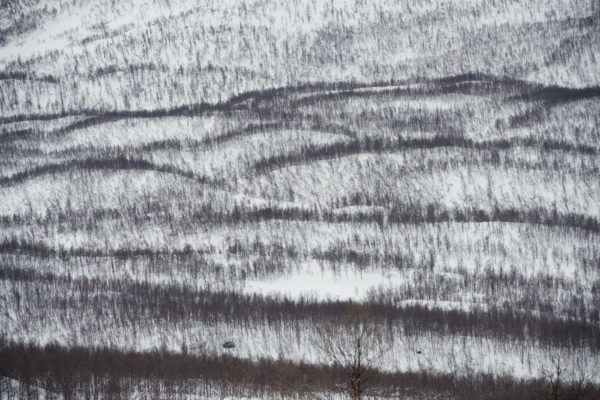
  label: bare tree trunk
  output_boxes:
[312,305,387,399]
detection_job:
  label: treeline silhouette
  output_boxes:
[522,85,600,105]
[252,136,598,173]
[132,120,353,153]
[0,112,357,153]
[0,155,220,187]
[235,205,600,234]
[3,73,597,125]
[2,203,599,236]
[1,340,598,400]
[2,265,598,348]
[0,128,35,144]
[289,73,535,108]
[0,71,58,84]
[0,239,207,258]
[1,199,599,236]
[1,234,596,323]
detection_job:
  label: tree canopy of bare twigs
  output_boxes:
[312,304,393,400]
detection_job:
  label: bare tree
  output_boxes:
[312,305,390,400]
[540,355,598,400]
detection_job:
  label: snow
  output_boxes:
[1,0,598,391]
[0,4,84,67]
[242,153,600,218]
[0,377,51,400]
[243,260,406,301]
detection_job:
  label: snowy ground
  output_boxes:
[1,0,599,398]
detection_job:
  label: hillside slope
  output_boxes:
[1,1,600,399]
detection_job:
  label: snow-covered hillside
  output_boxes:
[1,1,600,399]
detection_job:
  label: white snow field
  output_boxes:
[1,0,600,399]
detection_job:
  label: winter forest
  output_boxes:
[1,0,600,399]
